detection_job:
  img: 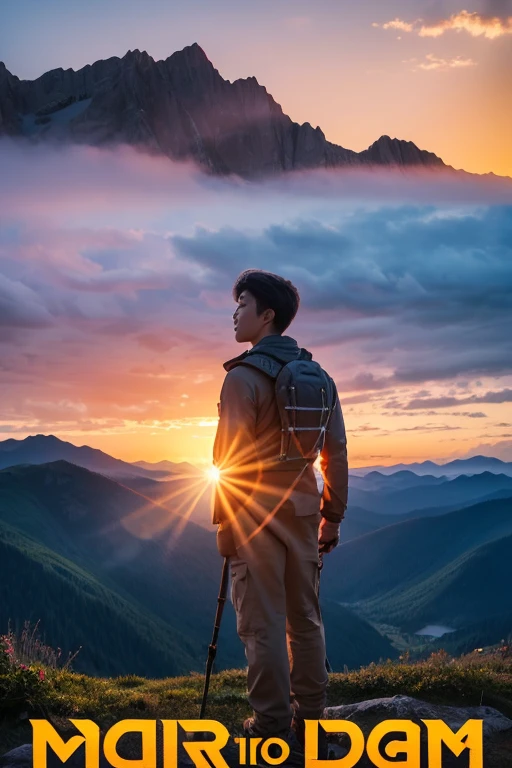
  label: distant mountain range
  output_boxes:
[351,455,512,478]
[0,433,189,479]
[348,471,512,516]
[0,43,457,178]
[1,433,510,671]
[1,434,510,529]
[0,457,396,675]
[349,470,448,491]
[2,434,508,479]
[133,458,197,474]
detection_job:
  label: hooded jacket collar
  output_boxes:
[223,334,312,372]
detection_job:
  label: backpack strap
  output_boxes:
[226,351,285,380]
[298,347,313,361]
[231,347,313,378]
[224,344,312,375]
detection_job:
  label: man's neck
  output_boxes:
[250,331,281,348]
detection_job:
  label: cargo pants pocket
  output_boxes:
[230,561,253,636]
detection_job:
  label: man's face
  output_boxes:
[233,290,274,344]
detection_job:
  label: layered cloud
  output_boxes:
[374,9,512,39]
[171,205,512,383]
[404,54,477,71]
[1,141,511,464]
[419,9,512,38]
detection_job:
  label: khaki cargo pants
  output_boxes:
[229,500,328,735]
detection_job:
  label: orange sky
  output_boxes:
[1,4,512,468]
[49,396,512,470]
[1,148,511,468]
[1,142,512,468]
[2,3,512,177]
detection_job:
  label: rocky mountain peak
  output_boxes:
[0,62,16,85]
[361,134,445,168]
[0,44,450,177]
[375,134,394,143]
[123,49,153,63]
[163,42,214,73]
[182,42,210,61]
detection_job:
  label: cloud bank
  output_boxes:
[1,141,511,463]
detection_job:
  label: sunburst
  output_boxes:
[206,465,221,483]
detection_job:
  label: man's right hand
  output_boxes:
[318,518,340,555]
[216,520,237,558]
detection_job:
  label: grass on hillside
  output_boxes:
[3,648,512,723]
[1,622,512,755]
[37,647,512,727]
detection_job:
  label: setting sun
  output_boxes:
[206,465,221,484]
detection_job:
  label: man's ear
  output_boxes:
[264,308,275,325]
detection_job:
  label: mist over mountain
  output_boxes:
[0,44,450,178]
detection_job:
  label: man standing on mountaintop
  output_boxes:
[212,269,348,757]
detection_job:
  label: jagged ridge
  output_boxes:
[0,44,446,177]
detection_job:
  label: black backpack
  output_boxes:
[228,347,337,471]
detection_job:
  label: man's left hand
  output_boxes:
[318,518,340,555]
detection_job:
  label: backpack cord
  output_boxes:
[241,384,337,546]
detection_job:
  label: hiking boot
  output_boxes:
[243,716,290,739]
[242,717,304,766]
[220,736,244,768]
[243,716,269,737]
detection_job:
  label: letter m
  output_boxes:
[423,718,483,768]
[30,719,100,768]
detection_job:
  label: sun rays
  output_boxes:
[206,465,221,484]
[112,419,315,554]
[114,469,216,545]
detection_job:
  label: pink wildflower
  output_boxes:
[39,669,45,681]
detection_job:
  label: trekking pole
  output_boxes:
[200,556,230,718]
[318,553,332,673]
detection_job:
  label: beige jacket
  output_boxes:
[212,334,348,526]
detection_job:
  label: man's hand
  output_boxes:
[318,518,340,555]
[216,520,237,558]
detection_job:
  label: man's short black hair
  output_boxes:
[232,270,300,334]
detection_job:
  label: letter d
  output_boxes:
[305,719,364,768]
